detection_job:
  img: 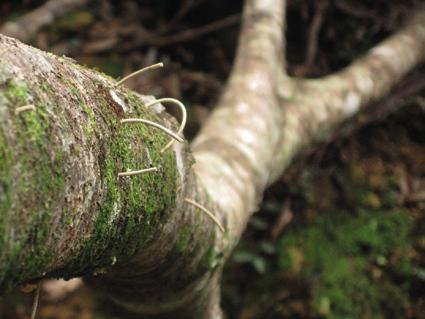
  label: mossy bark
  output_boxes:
[0,34,222,318]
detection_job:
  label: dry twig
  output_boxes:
[30,282,41,319]
[15,104,36,114]
[120,118,183,143]
[118,167,158,177]
[145,98,187,153]
[184,198,225,233]
[115,63,164,87]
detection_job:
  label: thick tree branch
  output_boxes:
[193,0,287,243]
[0,33,219,318]
[276,6,425,168]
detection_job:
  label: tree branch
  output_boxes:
[278,6,425,165]
[0,32,219,318]
[192,0,287,243]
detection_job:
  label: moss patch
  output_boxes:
[57,87,178,277]
[278,208,412,318]
[0,80,65,292]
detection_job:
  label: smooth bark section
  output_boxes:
[193,0,287,244]
[0,0,89,43]
[276,6,425,174]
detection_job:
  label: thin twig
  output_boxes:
[118,167,158,177]
[156,0,203,33]
[271,199,293,241]
[30,282,41,319]
[304,0,328,69]
[145,98,187,153]
[184,198,225,233]
[115,62,163,87]
[120,118,184,143]
[153,14,241,47]
[117,14,241,52]
[334,0,374,18]
[15,104,36,114]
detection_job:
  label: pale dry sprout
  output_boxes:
[114,62,164,87]
[120,118,184,143]
[184,198,225,233]
[145,98,187,153]
[15,104,36,114]
[30,282,41,319]
[118,167,158,177]
[118,118,183,176]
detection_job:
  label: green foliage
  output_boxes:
[278,208,412,318]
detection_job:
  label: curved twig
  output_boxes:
[120,118,183,143]
[145,98,187,153]
[184,198,225,233]
[115,63,163,87]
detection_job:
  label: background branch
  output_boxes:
[273,6,425,176]
[0,0,88,43]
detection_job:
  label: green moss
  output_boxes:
[57,88,178,277]
[40,81,51,93]
[79,57,125,79]
[202,244,220,270]
[278,208,413,318]
[0,80,65,292]
[177,226,191,252]
[64,79,97,137]
[22,103,50,145]
[0,73,180,290]
[0,130,12,250]
[5,80,28,105]
[80,101,96,135]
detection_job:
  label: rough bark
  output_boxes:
[0,32,222,318]
[1,0,425,318]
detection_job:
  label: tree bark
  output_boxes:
[1,0,425,318]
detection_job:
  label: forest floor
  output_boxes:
[0,0,424,318]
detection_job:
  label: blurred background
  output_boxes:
[1,0,425,318]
